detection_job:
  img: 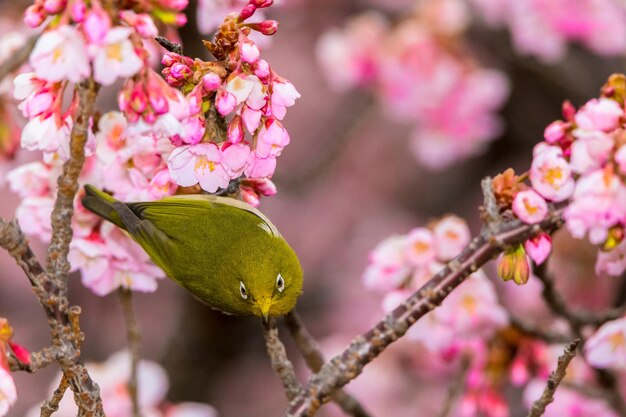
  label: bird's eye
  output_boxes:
[276,274,285,293]
[239,281,248,300]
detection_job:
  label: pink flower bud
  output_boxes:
[524,234,552,265]
[43,0,66,14]
[543,120,566,144]
[129,89,148,114]
[162,52,181,67]
[24,5,46,28]
[71,0,86,22]
[84,9,111,44]
[512,189,548,224]
[170,63,192,80]
[175,13,187,26]
[238,4,257,21]
[240,39,260,63]
[228,115,244,143]
[166,0,189,11]
[149,92,169,115]
[8,342,31,365]
[215,89,237,115]
[248,20,278,35]
[497,244,530,285]
[202,72,222,91]
[250,0,273,8]
[253,59,270,80]
[562,100,576,121]
[123,12,159,38]
[240,185,260,207]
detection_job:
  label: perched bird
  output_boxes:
[81,185,303,319]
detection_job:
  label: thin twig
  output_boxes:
[436,355,471,417]
[41,375,69,417]
[284,311,374,417]
[509,316,571,344]
[8,345,60,373]
[261,318,302,401]
[119,289,142,417]
[526,339,580,417]
[0,34,37,82]
[284,209,565,417]
[481,176,502,231]
[155,36,183,54]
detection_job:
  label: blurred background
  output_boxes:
[1,0,626,416]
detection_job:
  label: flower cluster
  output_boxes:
[469,0,626,62]
[502,75,626,277]
[0,319,30,417]
[363,216,508,356]
[159,0,300,202]
[6,111,169,296]
[316,4,509,169]
[25,350,217,417]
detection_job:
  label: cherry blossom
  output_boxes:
[512,190,548,224]
[585,317,626,370]
[29,25,90,83]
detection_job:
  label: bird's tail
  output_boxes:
[81,185,126,229]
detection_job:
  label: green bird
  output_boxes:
[81,185,303,319]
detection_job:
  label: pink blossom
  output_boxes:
[543,120,568,144]
[362,235,410,292]
[224,73,257,105]
[6,162,52,198]
[432,215,471,261]
[215,89,237,115]
[21,115,72,157]
[513,189,548,224]
[167,143,230,192]
[16,196,54,242]
[13,72,40,101]
[90,27,144,86]
[405,228,435,266]
[529,145,575,202]
[69,223,164,296]
[84,8,111,44]
[525,234,552,265]
[585,317,626,370]
[596,239,626,277]
[29,25,90,83]
[564,167,626,244]
[575,98,623,132]
[241,105,262,133]
[120,11,159,38]
[148,169,177,200]
[240,38,260,63]
[0,368,16,417]
[256,118,290,158]
[244,152,276,178]
[569,130,614,174]
[222,143,250,178]
[245,77,266,111]
[227,115,244,143]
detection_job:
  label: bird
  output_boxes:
[81,185,303,320]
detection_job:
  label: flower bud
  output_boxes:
[202,72,222,91]
[497,244,530,285]
[248,20,278,35]
[238,4,257,21]
[24,5,46,28]
[43,0,66,14]
[228,115,244,144]
[250,0,273,8]
[71,0,86,22]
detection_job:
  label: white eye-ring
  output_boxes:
[276,274,285,293]
[239,281,248,300]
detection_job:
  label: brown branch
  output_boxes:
[0,78,104,417]
[119,289,142,417]
[0,34,37,83]
[284,311,373,417]
[8,345,60,373]
[155,36,183,54]
[41,375,69,417]
[526,339,580,417]
[480,176,502,230]
[284,209,565,417]
[262,318,302,401]
[436,355,471,417]
[509,316,571,344]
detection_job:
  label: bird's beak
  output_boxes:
[256,297,273,321]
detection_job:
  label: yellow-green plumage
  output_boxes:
[81,185,303,318]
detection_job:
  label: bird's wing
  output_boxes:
[130,194,282,238]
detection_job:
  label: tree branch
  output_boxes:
[119,289,142,417]
[41,375,69,417]
[284,209,564,417]
[526,339,580,417]
[284,311,374,417]
[0,34,37,83]
[262,318,302,401]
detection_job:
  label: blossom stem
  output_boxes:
[41,375,69,417]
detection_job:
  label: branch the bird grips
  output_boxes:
[81,185,303,318]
